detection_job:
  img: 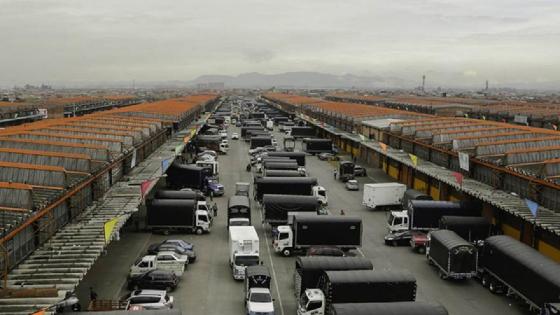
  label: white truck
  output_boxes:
[312,186,328,206]
[229,226,260,280]
[129,252,188,278]
[245,265,274,315]
[266,120,274,131]
[362,183,407,210]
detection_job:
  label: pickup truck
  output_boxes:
[129,252,188,278]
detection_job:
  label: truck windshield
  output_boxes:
[250,292,272,303]
[388,214,401,225]
[318,190,326,197]
[235,256,259,266]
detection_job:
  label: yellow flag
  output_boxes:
[104,217,119,243]
[409,153,418,166]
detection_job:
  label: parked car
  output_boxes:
[126,290,174,310]
[318,152,338,161]
[306,246,345,257]
[128,270,178,291]
[147,243,197,263]
[354,165,367,176]
[231,132,239,140]
[235,122,242,127]
[384,230,420,246]
[345,179,359,191]
[160,239,194,251]
[197,150,217,160]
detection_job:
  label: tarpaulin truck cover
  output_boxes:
[331,302,448,315]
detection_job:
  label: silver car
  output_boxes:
[345,179,359,191]
[126,290,174,310]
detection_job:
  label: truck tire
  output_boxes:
[489,280,500,294]
[282,248,291,257]
[481,274,490,287]
[195,227,204,235]
[417,246,426,254]
[392,240,398,247]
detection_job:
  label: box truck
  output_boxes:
[438,216,492,242]
[227,195,251,227]
[262,194,321,225]
[229,226,260,280]
[427,229,477,280]
[254,177,318,202]
[302,138,333,154]
[330,302,448,315]
[146,199,211,235]
[362,183,407,209]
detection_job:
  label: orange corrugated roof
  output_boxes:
[0,137,108,150]
[0,161,66,172]
[0,182,33,190]
[0,147,91,160]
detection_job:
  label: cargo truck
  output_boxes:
[294,256,373,301]
[166,162,208,192]
[267,151,306,166]
[362,183,407,210]
[338,161,355,182]
[263,169,305,177]
[146,199,211,235]
[291,126,315,139]
[297,270,417,315]
[438,216,492,242]
[229,226,260,280]
[262,194,321,225]
[196,134,228,154]
[266,120,274,130]
[227,195,251,227]
[274,215,362,256]
[427,229,477,280]
[478,235,560,312]
[244,265,275,315]
[387,200,480,233]
[254,177,318,202]
[302,138,333,154]
[155,189,205,201]
[330,302,448,315]
[250,136,273,149]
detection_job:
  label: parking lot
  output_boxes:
[76,122,529,314]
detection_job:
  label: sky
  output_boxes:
[1,0,560,88]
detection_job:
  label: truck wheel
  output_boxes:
[481,274,490,287]
[392,240,398,247]
[282,249,291,257]
[489,281,500,294]
[417,246,426,254]
[195,228,203,235]
[438,270,448,280]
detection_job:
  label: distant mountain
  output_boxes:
[190,72,413,89]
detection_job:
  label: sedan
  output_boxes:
[384,230,427,248]
[345,179,359,191]
[353,165,367,177]
[147,243,196,263]
[128,270,178,291]
[126,290,173,310]
[318,153,339,161]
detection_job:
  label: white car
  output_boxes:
[246,288,274,315]
[231,133,239,140]
[127,290,174,310]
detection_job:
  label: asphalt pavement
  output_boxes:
[75,123,530,314]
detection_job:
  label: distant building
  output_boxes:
[197,82,225,90]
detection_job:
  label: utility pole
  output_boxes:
[422,75,426,93]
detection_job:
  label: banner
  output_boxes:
[458,152,469,172]
[161,158,172,175]
[409,154,418,166]
[379,142,388,153]
[130,149,137,169]
[525,199,539,217]
[175,144,185,156]
[140,178,157,199]
[452,172,463,187]
[104,217,119,244]
[359,134,366,141]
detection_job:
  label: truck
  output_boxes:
[338,161,355,182]
[263,161,299,171]
[235,182,250,197]
[229,226,260,280]
[297,270,417,315]
[291,126,315,139]
[362,183,407,210]
[244,265,274,315]
[283,136,295,152]
[129,252,188,278]
[274,215,362,256]
[263,170,305,177]
[196,134,228,154]
[155,189,206,201]
[241,126,265,139]
[266,120,274,130]
[330,302,449,315]
[401,189,433,209]
[146,199,211,235]
[387,200,480,233]
[254,177,318,202]
[250,136,273,149]
[166,162,208,191]
[438,216,492,242]
[478,235,560,312]
[302,138,333,154]
[228,195,251,227]
[262,194,321,225]
[426,230,478,280]
[267,151,306,166]
[294,256,373,301]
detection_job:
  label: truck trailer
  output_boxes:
[254,177,318,202]
[146,199,211,235]
[303,138,333,154]
[165,162,208,191]
[263,170,304,177]
[427,229,477,280]
[438,216,492,242]
[331,302,448,315]
[297,270,417,315]
[294,256,373,301]
[274,215,362,256]
[478,235,560,311]
[262,194,321,225]
[291,126,316,138]
[267,151,306,166]
[362,183,407,210]
[250,136,273,149]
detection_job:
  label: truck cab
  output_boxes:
[312,186,328,206]
[195,209,212,234]
[129,253,186,278]
[229,226,260,280]
[273,225,293,256]
[196,160,219,178]
[387,210,408,233]
[297,289,324,315]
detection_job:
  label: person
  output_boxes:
[209,190,214,201]
[333,168,338,179]
[212,203,218,217]
[339,209,345,215]
[89,287,98,302]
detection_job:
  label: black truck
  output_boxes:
[263,161,299,171]
[155,189,206,201]
[146,199,211,235]
[273,215,362,256]
[338,161,355,182]
[263,170,304,177]
[267,151,306,166]
[402,189,433,209]
[439,216,492,242]
[227,195,251,228]
[302,138,333,154]
[407,200,480,230]
[291,126,316,138]
[250,136,272,149]
[254,177,317,202]
[241,126,265,139]
[165,162,208,191]
[294,256,373,300]
[331,302,448,315]
[478,235,560,312]
[427,229,477,280]
[262,194,320,225]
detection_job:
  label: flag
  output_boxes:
[379,142,388,153]
[130,149,137,168]
[553,124,558,131]
[409,153,418,166]
[452,172,463,187]
[359,134,366,141]
[140,178,157,199]
[161,158,172,174]
[175,144,184,156]
[458,152,470,171]
[104,217,119,243]
[525,199,539,217]
[31,310,45,315]
[482,115,486,120]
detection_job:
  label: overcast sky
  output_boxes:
[1,0,559,88]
